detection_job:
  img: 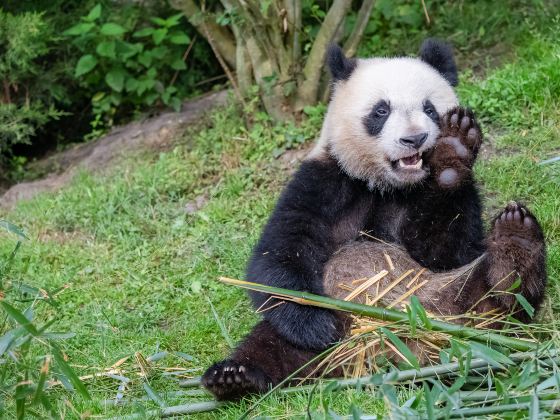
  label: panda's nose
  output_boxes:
[399,132,428,149]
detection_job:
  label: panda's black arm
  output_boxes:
[400,183,485,271]
[246,157,368,351]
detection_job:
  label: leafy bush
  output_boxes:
[65,4,197,133]
[0,1,219,173]
[0,10,64,156]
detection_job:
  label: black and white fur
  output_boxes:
[202,39,547,401]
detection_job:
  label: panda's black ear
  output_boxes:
[327,44,357,82]
[419,38,458,87]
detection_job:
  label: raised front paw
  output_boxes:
[486,201,546,313]
[428,107,483,189]
[202,359,271,401]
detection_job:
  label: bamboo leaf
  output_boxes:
[1,302,39,336]
[410,296,432,329]
[537,372,560,391]
[32,356,50,406]
[515,294,535,318]
[406,302,417,335]
[51,344,90,400]
[423,382,435,420]
[206,296,234,349]
[0,220,28,240]
[507,277,522,292]
[146,351,168,362]
[469,342,513,368]
[0,326,26,356]
[380,327,419,369]
[143,382,166,407]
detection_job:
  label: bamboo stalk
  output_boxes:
[219,277,538,351]
[448,399,560,417]
[107,401,222,419]
[178,377,201,388]
[162,351,559,418]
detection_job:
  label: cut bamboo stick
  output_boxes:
[219,277,538,351]
[343,270,388,301]
[369,269,414,305]
[388,279,429,308]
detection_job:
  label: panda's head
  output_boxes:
[316,39,459,190]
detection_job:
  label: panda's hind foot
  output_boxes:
[202,359,270,401]
[428,107,482,189]
[491,201,542,249]
[485,201,546,312]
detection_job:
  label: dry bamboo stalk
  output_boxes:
[343,270,388,301]
[351,277,368,285]
[369,269,414,305]
[387,279,429,308]
[384,253,395,270]
[406,268,426,288]
[338,283,354,292]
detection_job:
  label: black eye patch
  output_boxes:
[363,100,391,136]
[423,100,440,126]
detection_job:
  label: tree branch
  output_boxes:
[170,0,236,68]
[343,0,375,57]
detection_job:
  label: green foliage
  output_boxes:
[0,221,88,418]
[0,10,64,155]
[0,104,62,154]
[460,31,560,128]
[65,4,194,132]
[0,1,219,168]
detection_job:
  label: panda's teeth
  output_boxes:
[398,158,423,169]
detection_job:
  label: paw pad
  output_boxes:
[428,107,483,190]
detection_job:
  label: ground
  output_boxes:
[1,2,559,418]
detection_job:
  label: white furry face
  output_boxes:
[316,57,459,189]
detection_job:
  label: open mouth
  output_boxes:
[391,153,423,170]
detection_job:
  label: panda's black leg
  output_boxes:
[484,201,547,320]
[202,321,320,401]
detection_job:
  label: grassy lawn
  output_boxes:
[1,1,559,418]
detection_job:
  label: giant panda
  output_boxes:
[202,39,547,401]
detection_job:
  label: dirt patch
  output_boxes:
[0,91,227,210]
[37,228,95,245]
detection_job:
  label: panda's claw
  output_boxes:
[491,202,542,248]
[427,107,483,190]
[202,359,270,401]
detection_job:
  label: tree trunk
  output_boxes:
[295,0,353,110]
[172,0,376,121]
[169,0,236,68]
[344,0,376,57]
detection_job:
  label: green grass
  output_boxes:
[1,2,560,418]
